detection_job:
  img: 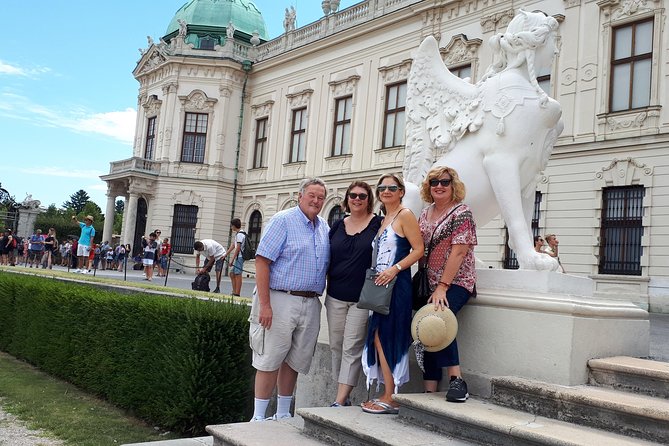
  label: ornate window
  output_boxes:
[332,96,352,156]
[181,112,208,163]
[144,116,156,160]
[328,205,346,227]
[450,64,472,80]
[253,118,268,168]
[610,19,653,112]
[289,107,307,163]
[504,192,542,269]
[199,35,217,50]
[599,186,644,275]
[171,204,198,254]
[382,82,406,149]
[248,210,262,257]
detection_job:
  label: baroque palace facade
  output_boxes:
[102,0,669,312]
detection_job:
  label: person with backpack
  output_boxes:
[193,239,226,293]
[223,218,249,297]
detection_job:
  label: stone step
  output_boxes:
[490,376,669,443]
[588,356,669,398]
[297,406,477,445]
[394,393,661,446]
[206,416,323,446]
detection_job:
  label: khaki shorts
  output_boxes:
[249,289,322,374]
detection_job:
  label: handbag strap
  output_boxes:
[423,204,463,262]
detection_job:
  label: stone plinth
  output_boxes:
[16,207,43,237]
[459,269,649,396]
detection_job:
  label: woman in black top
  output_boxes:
[43,228,57,269]
[325,181,382,407]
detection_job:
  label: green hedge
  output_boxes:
[0,273,253,435]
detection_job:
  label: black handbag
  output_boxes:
[411,204,462,310]
[358,235,396,315]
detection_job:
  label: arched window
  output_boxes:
[328,205,346,227]
[248,210,262,257]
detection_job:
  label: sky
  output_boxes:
[0,0,353,210]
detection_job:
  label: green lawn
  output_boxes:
[0,347,178,445]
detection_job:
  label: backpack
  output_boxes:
[238,231,254,261]
[192,273,211,292]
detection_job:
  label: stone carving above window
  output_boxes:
[328,75,360,97]
[378,60,412,83]
[171,189,204,205]
[251,100,275,118]
[598,0,659,19]
[142,95,162,117]
[596,157,653,187]
[480,9,515,33]
[439,34,482,67]
[178,90,217,112]
[286,89,314,108]
[597,106,661,135]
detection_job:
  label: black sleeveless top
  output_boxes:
[327,215,382,302]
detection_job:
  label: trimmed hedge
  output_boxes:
[0,272,253,435]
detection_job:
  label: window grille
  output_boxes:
[599,186,644,275]
[171,205,198,254]
[328,205,346,227]
[504,192,542,269]
[248,210,262,257]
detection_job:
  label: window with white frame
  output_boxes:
[144,116,156,160]
[382,82,406,149]
[610,19,653,112]
[332,96,352,156]
[253,117,268,168]
[181,112,208,163]
[289,107,307,163]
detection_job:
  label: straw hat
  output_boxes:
[85,215,94,222]
[411,304,458,352]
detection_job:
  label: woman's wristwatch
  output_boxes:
[395,264,402,271]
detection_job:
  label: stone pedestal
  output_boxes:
[16,208,43,237]
[296,269,649,408]
[456,269,649,396]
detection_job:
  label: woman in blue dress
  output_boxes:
[361,174,424,414]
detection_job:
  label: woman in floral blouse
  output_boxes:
[417,165,477,403]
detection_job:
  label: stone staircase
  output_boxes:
[207,356,669,446]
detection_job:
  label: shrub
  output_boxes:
[0,273,253,435]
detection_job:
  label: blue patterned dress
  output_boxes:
[361,224,413,392]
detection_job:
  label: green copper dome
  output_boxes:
[165,0,269,43]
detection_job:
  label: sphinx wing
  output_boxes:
[404,36,483,185]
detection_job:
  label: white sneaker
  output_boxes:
[268,413,292,421]
[81,270,88,274]
[74,269,81,273]
[249,415,267,422]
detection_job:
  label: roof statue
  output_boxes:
[284,6,296,33]
[20,194,41,209]
[177,19,188,37]
[403,10,563,271]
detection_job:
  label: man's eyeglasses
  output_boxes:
[377,185,400,192]
[429,179,452,187]
[347,193,368,200]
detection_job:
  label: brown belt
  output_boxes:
[275,290,320,298]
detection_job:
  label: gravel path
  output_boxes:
[0,402,63,446]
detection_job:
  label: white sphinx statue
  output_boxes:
[403,10,563,271]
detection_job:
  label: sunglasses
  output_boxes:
[347,192,368,200]
[429,179,452,187]
[377,185,400,192]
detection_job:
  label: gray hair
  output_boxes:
[299,177,327,198]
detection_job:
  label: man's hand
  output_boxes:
[258,301,273,329]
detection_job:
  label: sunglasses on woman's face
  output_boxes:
[347,193,368,200]
[377,185,400,192]
[429,178,452,187]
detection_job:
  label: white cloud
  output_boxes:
[0,92,136,144]
[0,60,51,77]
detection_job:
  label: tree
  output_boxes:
[115,199,124,214]
[62,190,90,214]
